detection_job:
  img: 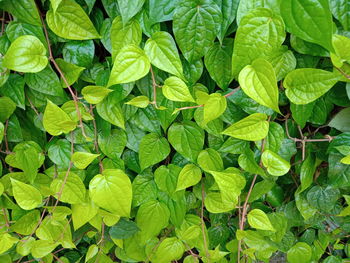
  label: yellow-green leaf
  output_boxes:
[11,178,42,210]
[71,152,99,169]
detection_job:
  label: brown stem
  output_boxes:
[38,10,87,138]
[150,66,158,107]
[335,66,350,80]
[2,208,9,230]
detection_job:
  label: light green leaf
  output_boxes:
[46,0,100,40]
[81,86,113,104]
[209,167,245,209]
[203,93,227,125]
[284,69,340,104]
[16,237,35,256]
[151,237,185,263]
[144,31,183,78]
[50,172,86,204]
[341,155,350,164]
[11,178,42,210]
[85,244,98,263]
[222,113,269,141]
[173,0,222,62]
[55,58,85,86]
[125,96,150,108]
[239,58,280,113]
[107,44,150,87]
[11,210,39,235]
[139,133,170,170]
[117,0,145,25]
[71,152,99,169]
[43,100,77,136]
[232,8,285,78]
[136,200,170,244]
[176,164,202,191]
[71,198,98,230]
[197,148,224,173]
[30,240,58,258]
[287,242,312,263]
[247,209,275,231]
[111,16,142,61]
[281,0,333,51]
[96,93,125,129]
[332,35,350,64]
[0,182,3,196]
[0,233,18,255]
[262,150,291,176]
[89,169,132,217]
[204,39,233,90]
[216,0,239,42]
[162,76,194,103]
[3,35,47,73]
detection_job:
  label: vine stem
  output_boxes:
[38,10,87,138]
[237,117,269,262]
[150,66,159,107]
[201,180,210,261]
[89,104,104,173]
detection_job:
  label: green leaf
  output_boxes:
[0,97,16,122]
[99,129,127,159]
[306,185,340,213]
[50,172,86,204]
[247,209,275,231]
[239,58,280,113]
[330,0,350,31]
[96,93,125,129]
[151,237,185,263]
[136,200,170,244]
[63,40,95,68]
[197,148,224,173]
[267,46,297,81]
[232,8,285,78]
[16,237,35,256]
[203,93,227,125]
[287,242,312,263]
[168,121,204,162]
[1,0,41,26]
[176,164,202,191]
[222,113,269,141]
[125,96,150,108]
[145,31,183,78]
[107,44,150,87]
[290,102,315,128]
[43,100,77,136]
[284,69,340,105]
[262,150,291,176]
[281,0,333,51]
[24,66,64,98]
[204,39,233,90]
[30,240,58,258]
[162,76,194,103]
[149,0,177,24]
[109,218,139,239]
[46,0,100,40]
[111,16,142,61]
[89,169,132,216]
[55,58,85,86]
[11,178,42,210]
[71,152,99,169]
[11,210,40,235]
[341,155,350,164]
[139,133,170,170]
[215,0,239,42]
[3,35,47,73]
[81,86,113,104]
[173,0,222,62]
[117,0,145,25]
[329,107,350,132]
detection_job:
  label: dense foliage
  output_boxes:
[0,0,350,262]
